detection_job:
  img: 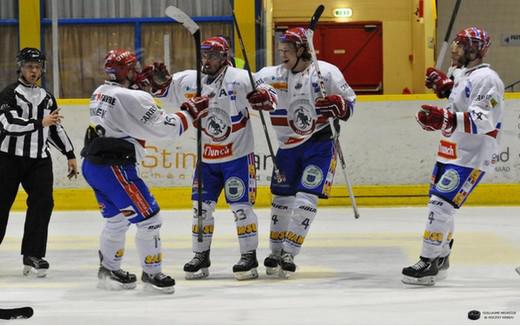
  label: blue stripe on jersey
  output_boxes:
[231,111,243,122]
[470,116,478,134]
[269,109,288,116]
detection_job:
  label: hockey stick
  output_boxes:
[305,5,360,219]
[0,307,33,320]
[435,0,462,69]
[227,0,281,178]
[165,6,204,242]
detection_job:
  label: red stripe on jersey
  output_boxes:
[284,137,305,145]
[111,166,151,217]
[463,112,471,134]
[231,116,248,132]
[486,129,498,138]
[271,117,288,126]
[175,112,189,132]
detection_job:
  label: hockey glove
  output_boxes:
[132,71,152,92]
[315,95,350,121]
[246,86,276,111]
[425,67,454,99]
[138,63,172,95]
[416,104,456,135]
[181,96,209,128]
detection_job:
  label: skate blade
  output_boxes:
[22,266,47,278]
[97,278,137,291]
[279,269,295,279]
[401,275,436,286]
[234,268,259,281]
[143,283,175,294]
[185,268,209,280]
[436,270,448,281]
[265,266,281,277]
[515,267,520,275]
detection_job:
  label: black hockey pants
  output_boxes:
[0,153,54,258]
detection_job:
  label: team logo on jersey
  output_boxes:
[436,169,460,193]
[203,107,231,142]
[301,165,323,189]
[288,99,316,135]
[225,177,245,201]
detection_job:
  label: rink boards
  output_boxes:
[11,94,520,210]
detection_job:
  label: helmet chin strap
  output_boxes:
[462,50,480,68]
[290,56,302,73]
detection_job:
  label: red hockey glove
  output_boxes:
[246,86,276,111]
[416,104,456,135]
[137,62,172,95]
[425,67,454,99]
[181,96,209,128]
[132,70,152,92]
[315,95,350,121]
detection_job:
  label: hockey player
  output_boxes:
[139,36,276,281]
[81,49,207,293]
[402,27,504,286]
[253,27,356,277]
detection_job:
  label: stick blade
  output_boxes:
[308,5,325,31]
[0,307,34,320]
[165,6,199,35]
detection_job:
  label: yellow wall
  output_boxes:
[411,0,436,93]
[18,0,41,52]
[233,0,256,71]
[269,0,436,94]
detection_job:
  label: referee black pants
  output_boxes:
[0,153,54,258]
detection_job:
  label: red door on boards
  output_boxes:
[275,22,383,94]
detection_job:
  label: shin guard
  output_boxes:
[230,203,259,253]
[191,201,216,253]
[136,213,163,276]
[99,214,130,271]
[282,192,318,256]
[420,195,455,259]
[269,195,294,255]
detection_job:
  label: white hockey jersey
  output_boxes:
[438,64,504,172]
[160,66,257,163]
[89,81,192,161]
[255,60,356,149]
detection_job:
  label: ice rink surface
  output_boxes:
[1,206,520,325]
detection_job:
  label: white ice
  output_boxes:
[1,206,520,324]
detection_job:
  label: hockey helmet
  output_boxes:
[280,27,308,48]
[201,36,230,54]
[104,49,138,82]
[16,47,46,72]
[454,27,491,58]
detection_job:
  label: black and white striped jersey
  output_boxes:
[0,80,75,159]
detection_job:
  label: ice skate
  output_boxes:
[263,253,281,276]
[233,251,259,280]
[280,251,296,278]
[22,256,49,278]
[97,250,136,290]
[97,265,137,290]
[184,250,210,280]
[436,255,450,281]
[436,239,453,281]
[402,257,439,286]
[142,272,175,294]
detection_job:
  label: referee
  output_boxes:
[0,48,77,277]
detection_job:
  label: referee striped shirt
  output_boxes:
[0,80,75,159]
